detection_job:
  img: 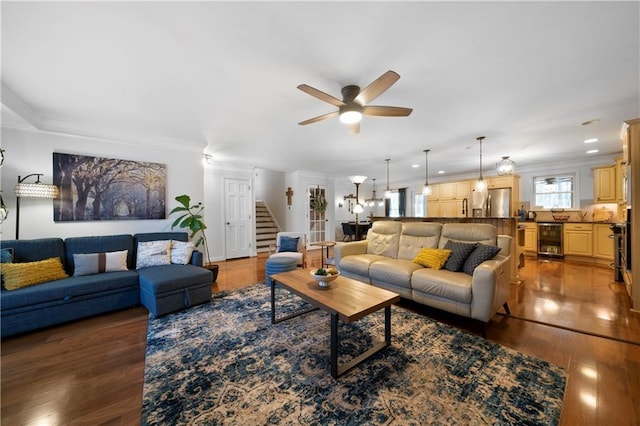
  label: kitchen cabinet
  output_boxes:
[427,199,441,217]
[520,222,537,253]
[593,224,614,260]
[439,181,470,200]
[440,199,465,217]
[486,176,513,189]
[426,184,440,201]
[594,165,616,202]
[564,223,593,256]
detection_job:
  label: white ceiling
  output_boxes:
[2,1,639,185]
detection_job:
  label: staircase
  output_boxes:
[255,201,279,253]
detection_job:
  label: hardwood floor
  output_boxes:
[2,249,639,425]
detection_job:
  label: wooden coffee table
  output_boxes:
[270,268,400,378]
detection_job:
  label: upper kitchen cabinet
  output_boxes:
[593,164,616,202]
[439,181,470,200]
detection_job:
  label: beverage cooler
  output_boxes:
[538,222,563,258]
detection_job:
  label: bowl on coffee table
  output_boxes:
[310,268,340,288]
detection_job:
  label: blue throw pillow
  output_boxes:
[1,248,13,263]
[463,244,502,275]
[443,241,478,272]
[278,236,299,253]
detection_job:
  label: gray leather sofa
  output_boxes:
[334,221,512,327]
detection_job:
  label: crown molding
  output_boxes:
[1,81,206,153]
[1,82,43,129]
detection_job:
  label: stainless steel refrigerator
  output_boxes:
[486,188,511,218]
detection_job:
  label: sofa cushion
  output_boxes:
[443,241,478,272]
[438,223,497,249]
[340,254,389,277]
[366,221,403,258]
[136,240,172,269]
[413,248,451,270]
[138,264,213,294]
[411,268,473,304]
[370,259,422,290]
[171,240,195,264]
[73,250,129,276]
[398,222,442,260]
[1,270,140,311]
[1,257,69,291]
[65,235,135,273]
[2,238,66,264]
[463,244,502,275]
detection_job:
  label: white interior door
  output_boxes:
[225,178,252,259]
[308,185,327,244]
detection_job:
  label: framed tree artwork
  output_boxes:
[53,152,166,221]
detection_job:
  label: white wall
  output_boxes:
[1,126,205,240]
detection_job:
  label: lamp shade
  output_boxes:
[15,182,59,199]
[348,175,367,184]
[353,203,364,214]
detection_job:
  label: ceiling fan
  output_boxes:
[297,70,413,134]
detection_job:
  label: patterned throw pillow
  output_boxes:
[413,248,452,270]
[462,244,502,275]
[1,248,13,263]
[278,236,299,253]
[73,250,129,276]
[1,257,69,291]
[443,241,478,272]
[171,240,195,265]
[136,240,171,269]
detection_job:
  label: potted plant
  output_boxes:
[170,194,218,281]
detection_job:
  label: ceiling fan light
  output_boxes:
[339,110,362,124]
[339,104,363,124]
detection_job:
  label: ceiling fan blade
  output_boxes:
[349,122,360,135]
[297,84,345,107]
[363,105,413,117]
[298,111,339,126]
[354,70,400,105]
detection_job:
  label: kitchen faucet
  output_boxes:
[462,198,468,217]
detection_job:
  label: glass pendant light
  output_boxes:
[496,156,515,175]
[384,159,392,199]
[422,149,431,196]
[474,136,487,193]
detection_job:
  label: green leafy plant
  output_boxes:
[170,194,210,264]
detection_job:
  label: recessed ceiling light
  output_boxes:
[438,170,445,174]
[586,149,599,154]
[584,138,598,143]
[412,164,420,168]
[581,119,601,126]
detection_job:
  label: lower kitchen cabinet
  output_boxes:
[564,223,593,256]
[593,223,614,260]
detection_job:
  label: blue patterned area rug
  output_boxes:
[142,284,566,425]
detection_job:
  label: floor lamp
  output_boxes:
[14,174,59,239]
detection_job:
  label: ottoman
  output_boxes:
[265,257,298,285]
[138,264,213,317]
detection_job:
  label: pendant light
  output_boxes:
[366,178,384,207]
[474,136,487,193]
[496,156,515,176]
[422,149,431,196]
[384,159,392,199]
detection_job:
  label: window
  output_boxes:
[385,188,406,217]
[414,194,427,218]
[534,175,574,209]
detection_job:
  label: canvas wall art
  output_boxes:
[53,152,166,221]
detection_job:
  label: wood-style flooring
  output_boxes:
[2,250,639,425]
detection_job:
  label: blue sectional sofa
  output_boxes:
[1,232,213,338]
